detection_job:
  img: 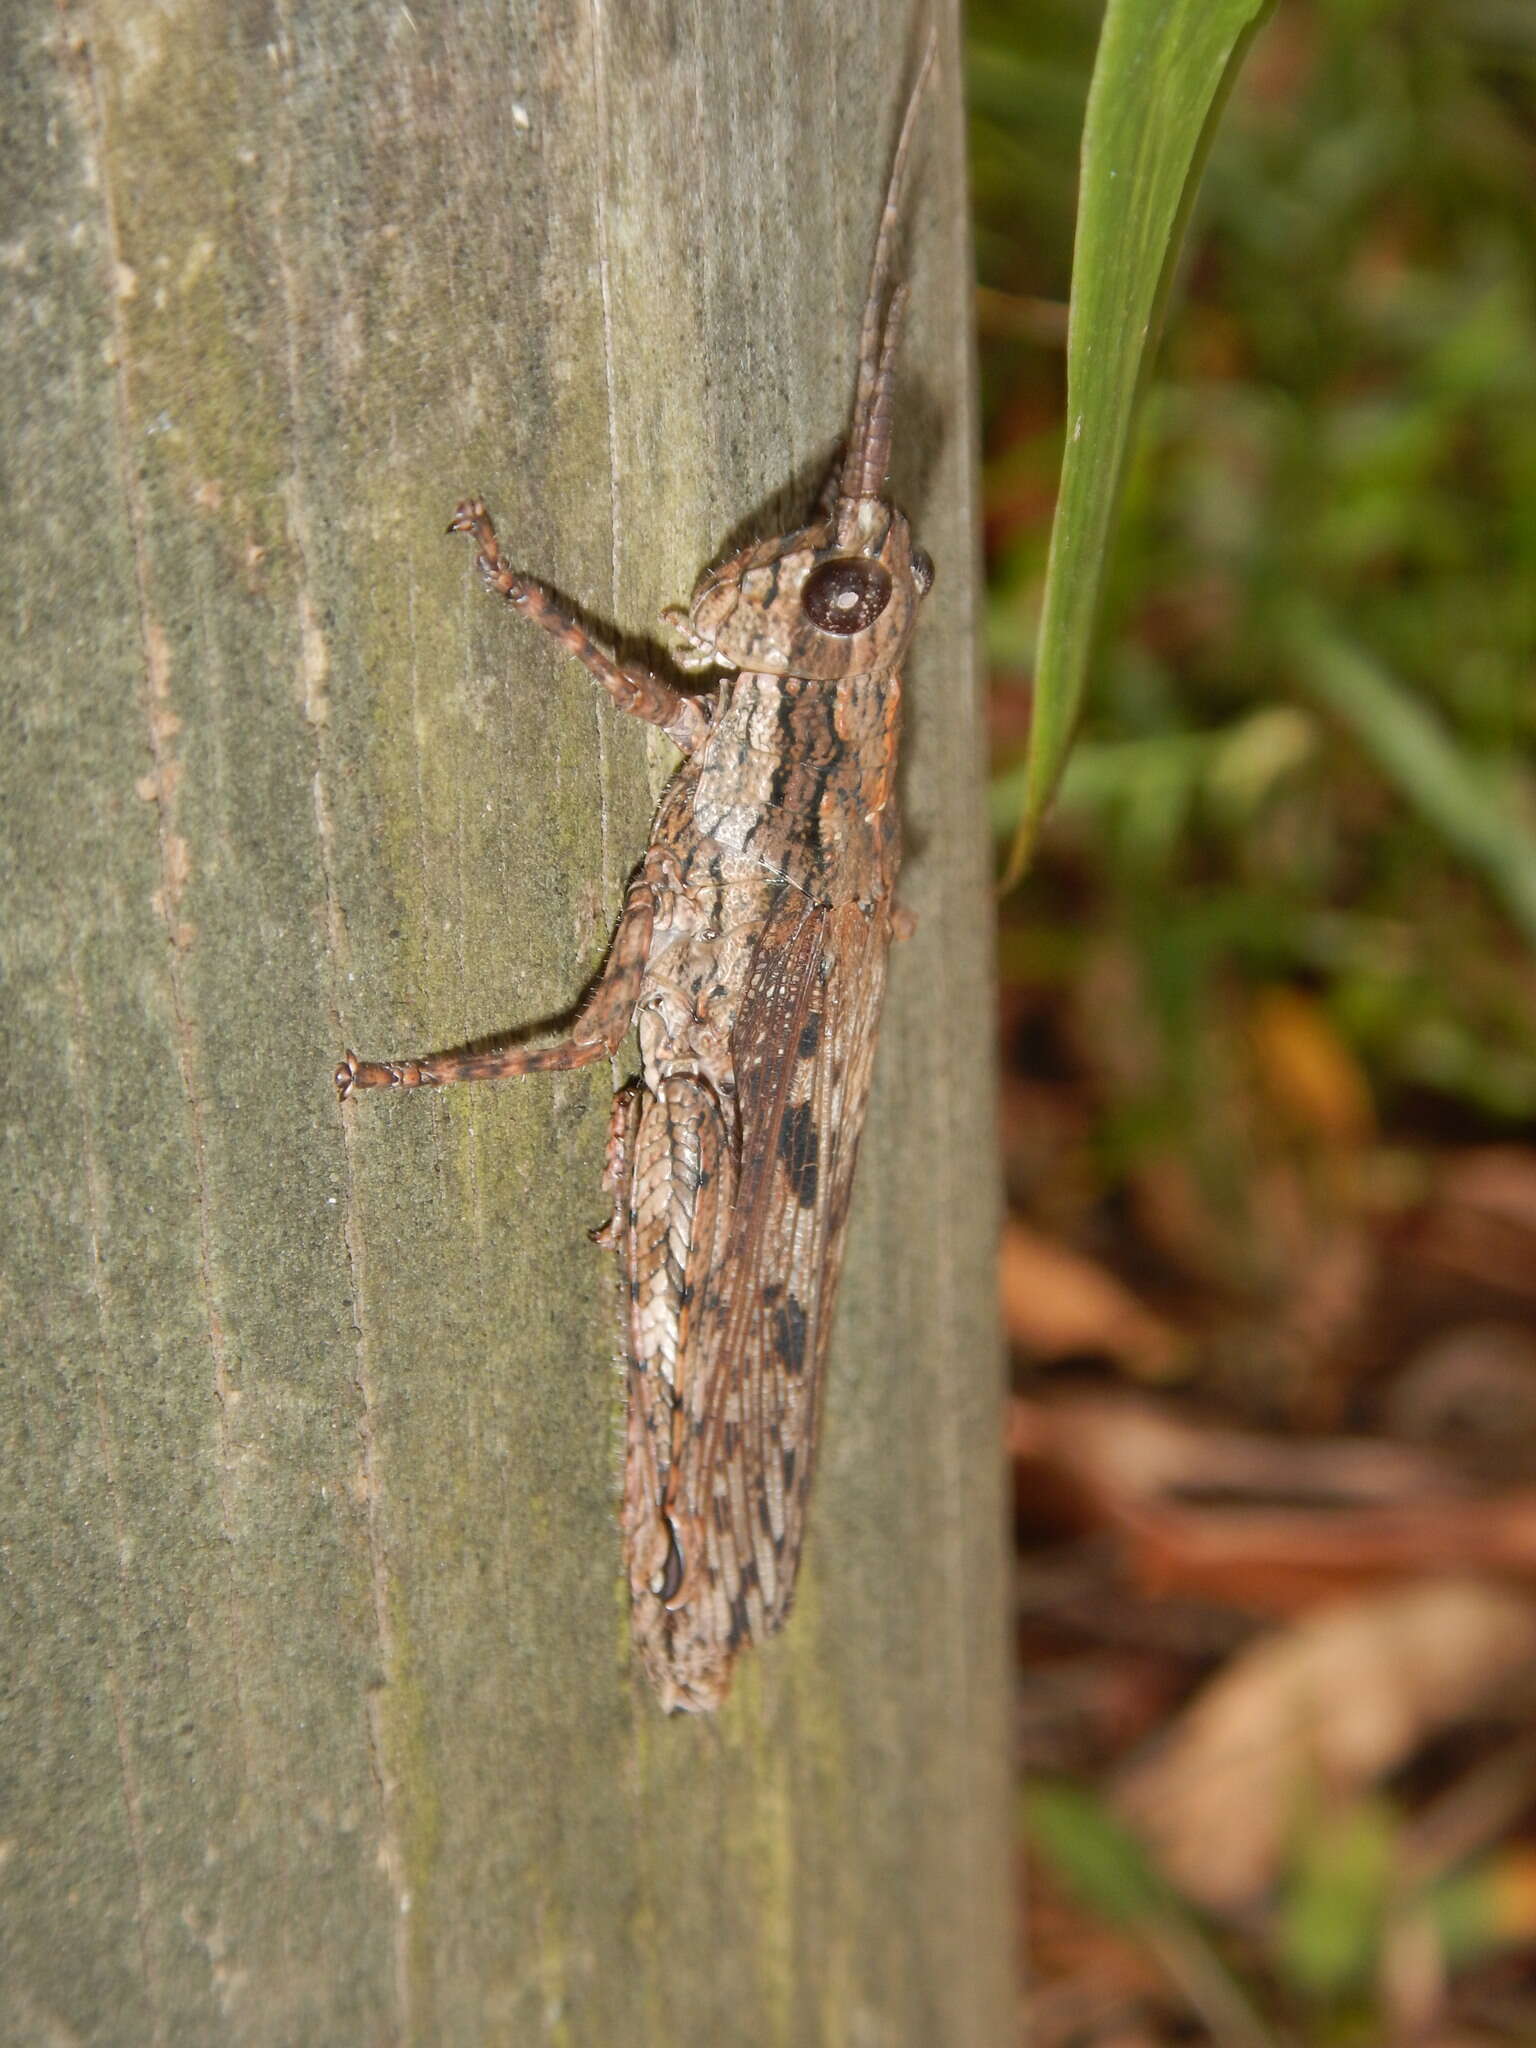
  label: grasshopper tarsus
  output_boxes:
[334,1052,430,1097]
[448,496,520,598]
[447,494,490,537]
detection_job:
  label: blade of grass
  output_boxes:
[1002,0,1274,890]
[1024,1780,1286,2048]
[1278,600,1536,948]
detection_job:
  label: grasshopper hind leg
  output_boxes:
[591,1081,642,1251]
[336,873,656,1098]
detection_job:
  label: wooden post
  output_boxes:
[2,2,1011,2039]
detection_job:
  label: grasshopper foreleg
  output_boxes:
[449,499,707,755]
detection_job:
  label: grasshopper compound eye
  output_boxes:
[801,557,893,635]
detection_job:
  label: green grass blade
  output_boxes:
[1278,601,1536,948]
[1002,0,1274,890]
[1024,1781,1283,2048]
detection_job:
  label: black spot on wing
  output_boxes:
[772,1294,808,1376]
[797,1013,821,1059]
[777,1100,819,1209]
[658,1523,686,1604]
[729,1590,751,1646]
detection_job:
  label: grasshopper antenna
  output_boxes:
[838,26,937,512]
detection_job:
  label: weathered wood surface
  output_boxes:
[1,2,1011,2041]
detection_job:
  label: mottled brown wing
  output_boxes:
[620,1071,738,1628]
[670,891,892,1658]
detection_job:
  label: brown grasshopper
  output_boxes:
[336,40,936,1711]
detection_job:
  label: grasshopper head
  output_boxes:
[671,498,932,682]
[668,41,937,689]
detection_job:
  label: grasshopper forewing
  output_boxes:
[337,37,937,1712]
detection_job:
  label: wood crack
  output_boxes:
[67,952,166,2046]
[587,0,622,947]
[76,3,253,1828]
[270,20,413,2031]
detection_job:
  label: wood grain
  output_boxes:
[0,2,1011,2039]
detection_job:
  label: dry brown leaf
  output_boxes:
[1488,1846,1536,1943]
[1115,1579,1536,1911]
[1387,1322,1536,1479]
[1012,1393,1536,1610]
[1403,1147,1536,1304]
[1122,1493,1536,1612]
[1001,1223,1183,1380]
[1438,1148,1536,1235]
[1247,984,1374,1149]
[1010,1392,1457,1517]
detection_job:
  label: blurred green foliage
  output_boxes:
[974,0,1536,1128]
[1027,1775,1536,2038]
[986,5,1536,2036]
[1275,1794,1400,2004]
[1023,1779,1282,2048]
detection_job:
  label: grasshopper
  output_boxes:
[337,40,935,1711]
